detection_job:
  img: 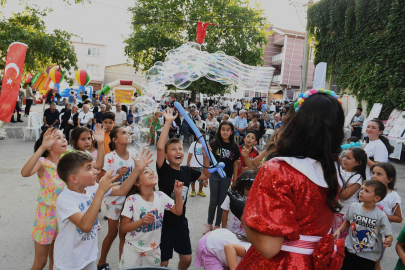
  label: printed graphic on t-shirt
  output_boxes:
[350,214,379,253]
[76,191,98,241]
[171,186,189,204]
[216,148,233,159]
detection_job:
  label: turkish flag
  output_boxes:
[0,42,28,122]
[196,22,217,44]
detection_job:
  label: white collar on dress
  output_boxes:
[269,157,343,188]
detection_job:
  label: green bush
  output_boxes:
[308,0,405,118]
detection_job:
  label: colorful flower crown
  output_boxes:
[294,88,342,112]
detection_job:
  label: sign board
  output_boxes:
[362,103,383,134]
[344,108,356,128]
[384,109,402,135]
[388,111,405,139]
[115,89,134,104]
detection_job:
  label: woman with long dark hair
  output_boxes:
[236,90,346,269]
[364,118,393,179]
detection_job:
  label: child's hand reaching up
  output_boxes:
[162,108,178,122]
[40,127,59,150]
[241,147,252,158]
[99,169,121,195]
[174,180,184,195]
[93,124,105,143]
[134,148,154,171]
[142,213,156,225]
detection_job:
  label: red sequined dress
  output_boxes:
[237,158,345,270]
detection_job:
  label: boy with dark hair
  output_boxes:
[334,180,393,270]
[237,130,259,179]
[102,112,115,155]
[54,150,153,270]
[156,108,210,269]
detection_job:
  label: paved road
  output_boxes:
[0,109,404,269]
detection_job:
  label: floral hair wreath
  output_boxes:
[294,88,342,112]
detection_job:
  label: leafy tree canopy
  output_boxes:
[0,5,78,75]
[124,0,270,96]
[308,0,405,118]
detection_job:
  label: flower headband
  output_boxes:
[294,88,342,112]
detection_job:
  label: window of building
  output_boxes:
[309,46,314,61]
[244,90,250,97]
[331,74,342,95]
[87,48,101,56]
[86,64,99,75]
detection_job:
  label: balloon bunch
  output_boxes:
[48,66,65,91]
[341,141,361,150]
[75,69,91,93]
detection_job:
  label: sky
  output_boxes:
[2,0,309,66]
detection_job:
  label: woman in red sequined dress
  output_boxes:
[236,92,346,270]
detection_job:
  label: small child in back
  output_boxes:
[187,133,208,197]
[333,180,393,270]
[237,130,259,180]
[221,170,256,236]
[119,167,184,268]
[53,149,153,270]
[332,147,367,239]
[395,225,405,269]
[101,112,115,155]
[371,162,402,270]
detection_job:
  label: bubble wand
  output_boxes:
[174,102,226,178]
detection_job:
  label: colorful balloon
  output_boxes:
[75,69,91,92]
[49,66,65,91]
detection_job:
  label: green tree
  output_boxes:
[308,0,405,118]
[0,5,78,75]
[124,0,270,97]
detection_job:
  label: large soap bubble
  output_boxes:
[127,124,152,159]
[141,42,274,95]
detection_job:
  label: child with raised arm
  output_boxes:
[334,180,393,270]
[119,167,184,268]
[21,127,68,270]
[156,108,210,270]
[54,149,153,270]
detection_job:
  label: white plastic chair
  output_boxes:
[23,112,43,141]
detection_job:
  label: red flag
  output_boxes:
[0,42,28,122]
[196,22,217,44]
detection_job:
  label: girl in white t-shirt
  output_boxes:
[119,167,184,268]
[371,162,402,270]
[221,170,257,237]
[364,118,393,179]
[98,126,136,269]
[332,147,367,239]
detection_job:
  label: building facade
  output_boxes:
[67,41,107,91]
[264,27,315,100]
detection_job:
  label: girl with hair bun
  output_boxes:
[235,89,346,269]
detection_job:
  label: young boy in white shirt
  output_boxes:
[54,149,153,270]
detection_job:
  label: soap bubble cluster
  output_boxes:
[128,96,156,156]
[141,42,274,95]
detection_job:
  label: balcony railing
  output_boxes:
[272,74,281,83]
[272,53,283,63]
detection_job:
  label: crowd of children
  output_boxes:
[21,89,405,270]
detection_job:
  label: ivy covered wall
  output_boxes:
[307,0,405,118]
